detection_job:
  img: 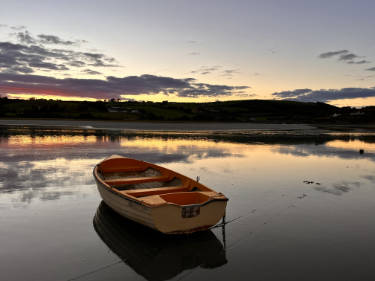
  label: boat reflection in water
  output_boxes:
[93,202,227,281]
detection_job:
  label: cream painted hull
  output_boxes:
[96,179,156,229]
[95,179,227,234]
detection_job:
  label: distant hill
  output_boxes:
[0,97,374,123]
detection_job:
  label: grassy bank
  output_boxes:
[1,97,374,123]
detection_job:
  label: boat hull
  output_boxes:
[93,155,228,234]
[95,178,227,234]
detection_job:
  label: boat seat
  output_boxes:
[122,185,190,197]
[139,195,166,206]
[100,166,148,174]
[105,174,172,186]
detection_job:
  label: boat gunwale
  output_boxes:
[93,159,228,209]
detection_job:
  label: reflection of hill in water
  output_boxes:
[93,202,227,281]
[2,125,375,145]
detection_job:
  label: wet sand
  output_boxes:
[0,119,316,131]
[2,119,375,146]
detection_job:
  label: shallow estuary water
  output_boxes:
[1,129,375,281]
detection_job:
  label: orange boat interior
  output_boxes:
[96,157,214,205]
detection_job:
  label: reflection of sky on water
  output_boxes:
[325,139,375,152]
[313,181,361,196]
[276,139,375,161]
[1,134,375,207]
[2,133,375,280]
[0,135,244,207]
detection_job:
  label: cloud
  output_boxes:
[221,69,240,78]
[177,83,248,97]
[190,65,222,75]
[37,34,76,45]
[83,69,102,75]
[10,25,26,31]
[82,52,118,67]
[0,41,70,73]
[236,93,257,98]
[69,60,86,67]
[0,26,118,74]
[9,27,86,46]
[190,66,241,79]
[7,66,34,74]
[272,88,311,98]
[338,53,359,61]
[347,60,370,64]
[0,26,249,99]
[188,52,200,56]
[318,50,348,58]
[273,87,375,102]
[0,73,249,99]
[0,35,118,74]
[318,49,370,65]
[367,67,375,71]
[15,31,36,44]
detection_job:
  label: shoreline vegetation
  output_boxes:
[1,97,375,124]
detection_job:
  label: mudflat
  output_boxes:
[0,119,315,131]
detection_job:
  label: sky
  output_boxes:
[1,0,375,106]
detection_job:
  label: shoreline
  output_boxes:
[1,119,375,145]
[1,118,375,133]
[0,119,316,131]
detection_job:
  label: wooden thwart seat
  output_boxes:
[121,185,191,197]
[105,174,171,186]
[100,166,147,174]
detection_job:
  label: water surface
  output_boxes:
[1,131,375,281]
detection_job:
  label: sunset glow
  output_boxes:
[0,1,375,106]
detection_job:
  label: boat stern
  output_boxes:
[150,192,228,234]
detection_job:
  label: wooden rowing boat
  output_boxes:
[93,155,228,234]
[93,202,227,281]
